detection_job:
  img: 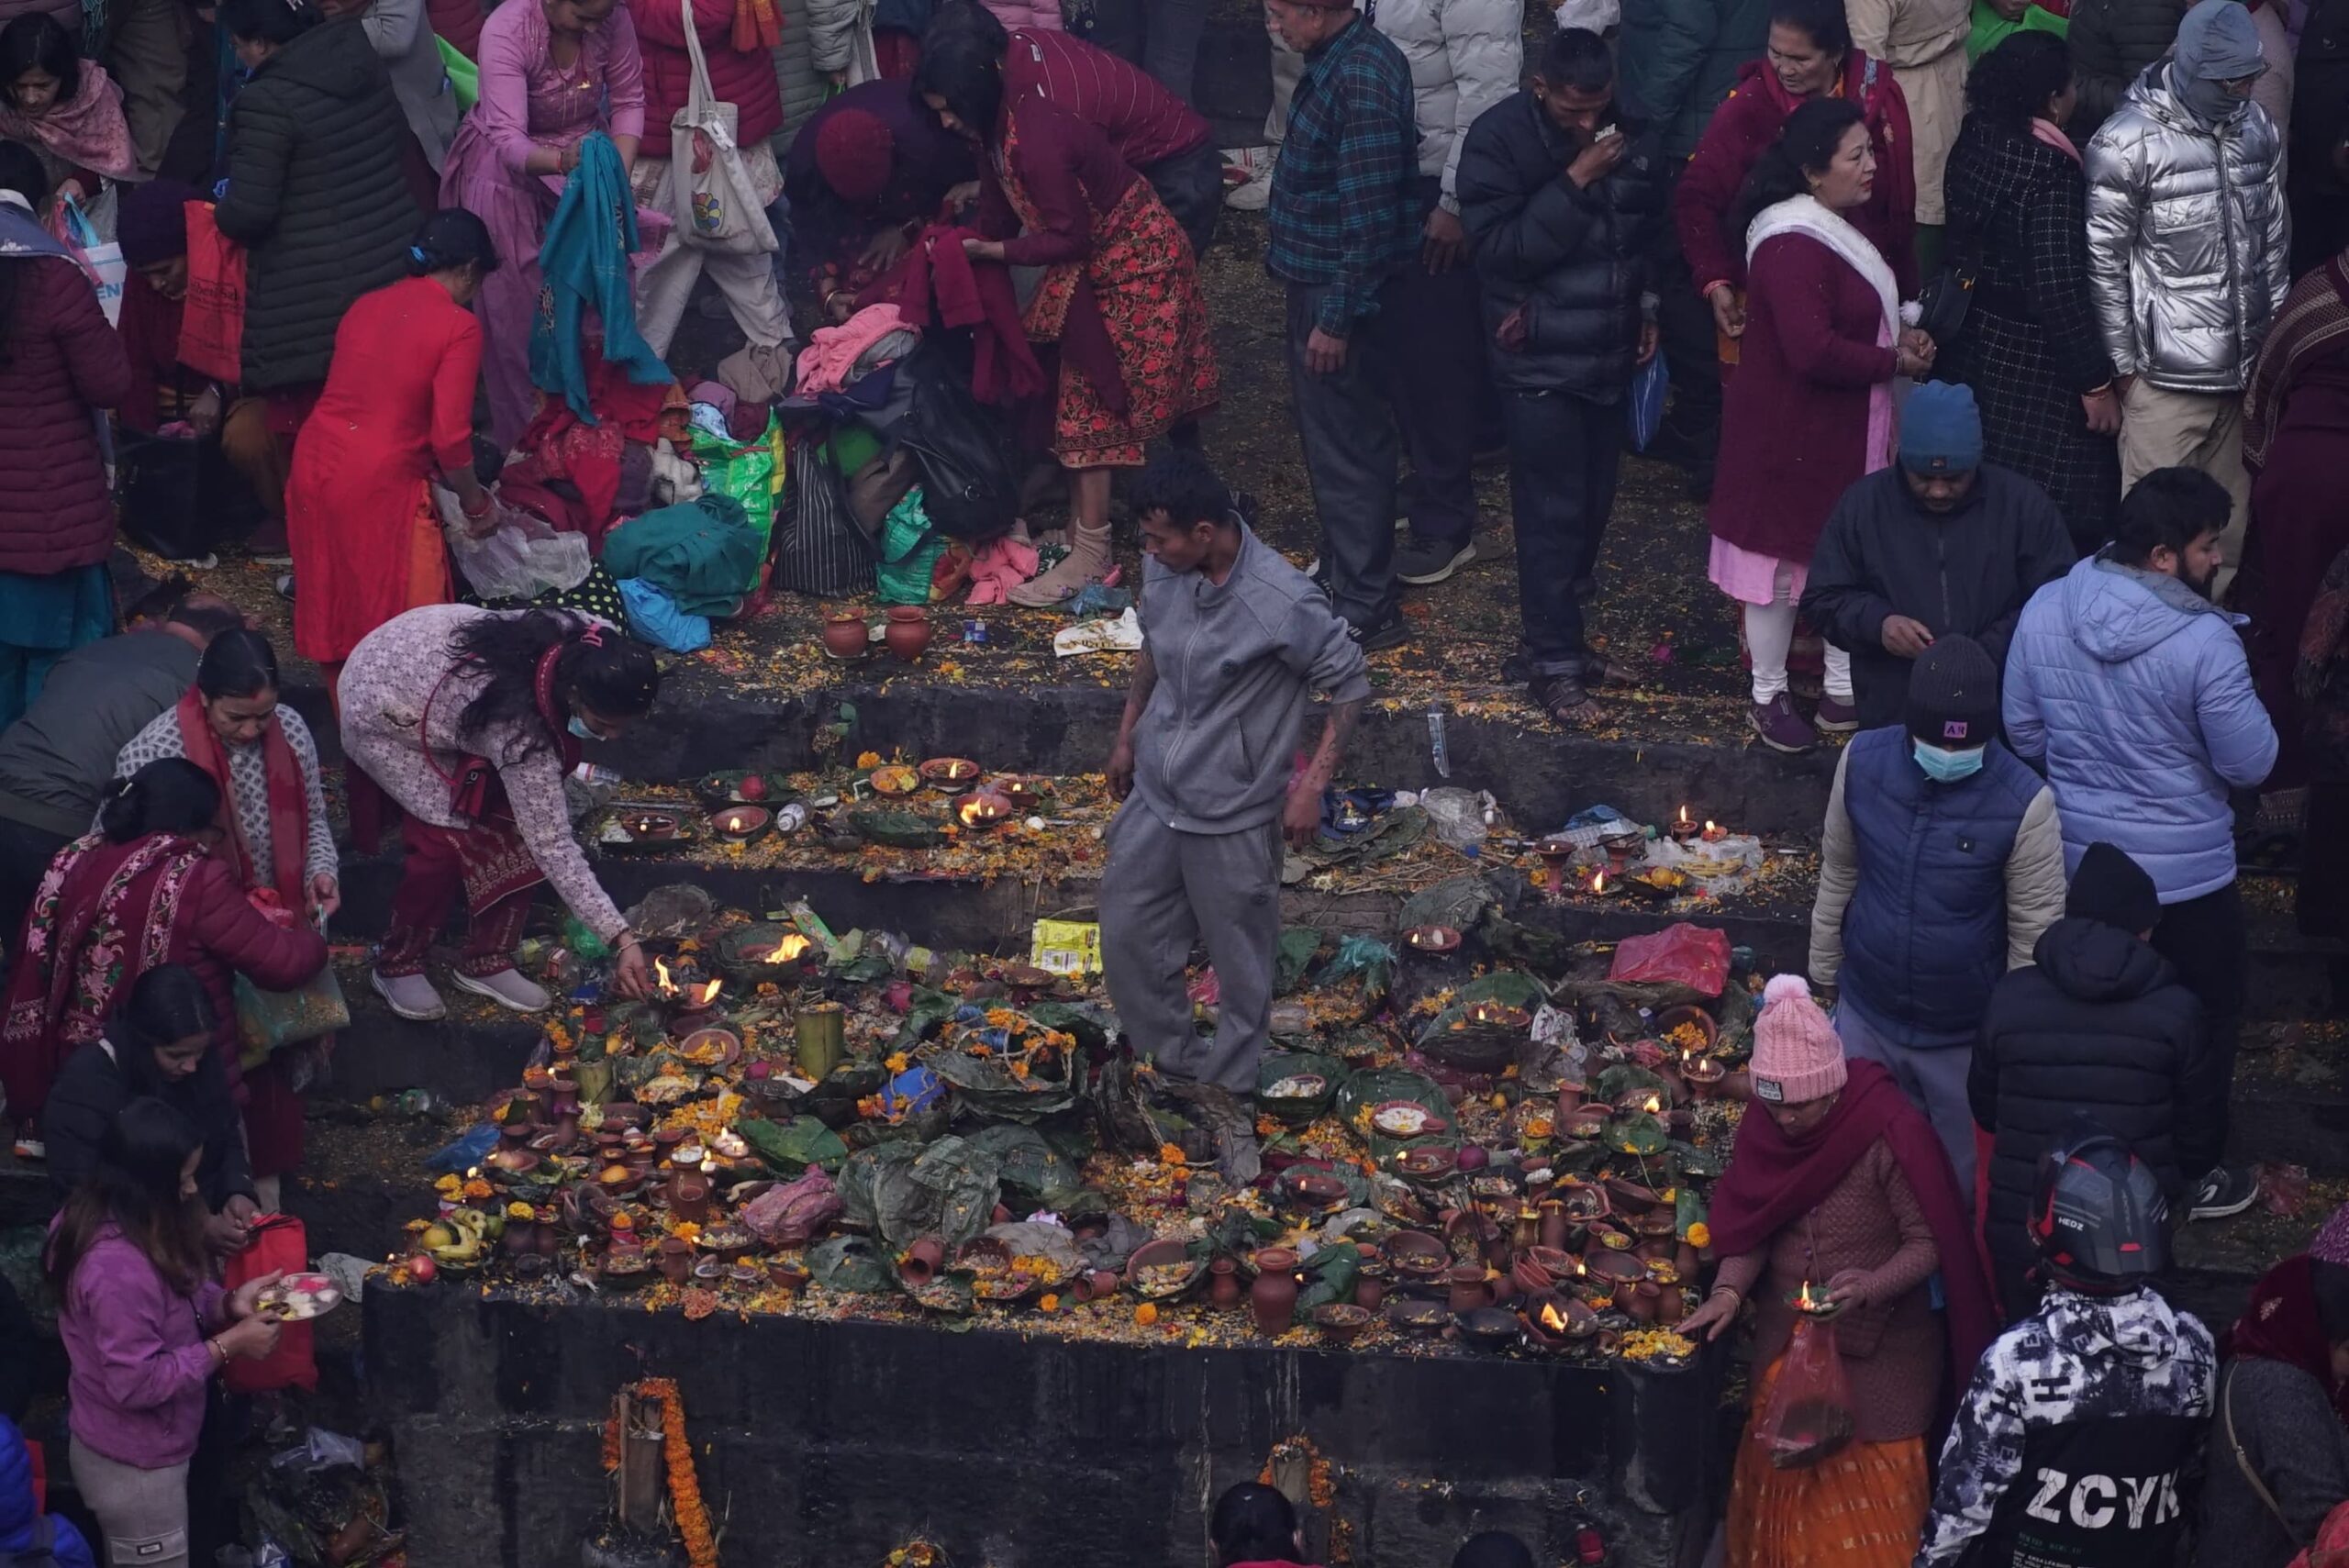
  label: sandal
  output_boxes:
[1531,673,1602,728]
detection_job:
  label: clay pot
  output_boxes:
[1447,1263,1497,1316]
[1082,1269,1121,1304]
[1628,1282,1662,1324]
[1208,1256,1243,1310]
[884,606,932,662]
[1656,1286,1686,1327]
[1611,1276,1642,1316]
[767,1258,811,1290]
[1554,1080,1586,1115]
[1676,1240,1702,1275]
[657,1237,692,1284]
[821,613,869,661]
[1510,1258,1555,1299]
[1250,1248,1301,1337]
[668,1171,711,1224]
[1538,1200,1575,1252]
[899,1236,947,1288]
[1354,1272,1386,1312]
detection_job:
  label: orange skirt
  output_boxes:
[1726,1358,1929,1568]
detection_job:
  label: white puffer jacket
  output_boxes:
[2084,61,2289,392]
[1369,0,1522,207]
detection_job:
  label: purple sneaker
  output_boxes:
[1814,694,1860,733]
[1751,694,1819,754]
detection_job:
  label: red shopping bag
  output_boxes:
[221,1213,317,1394]
[1754,1315,1856,1470]
[178,202,246,384]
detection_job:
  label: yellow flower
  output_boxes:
[1158,1143,1188,1167]
[1687,1222,1711,1250]
[1038,1294,1060,1312]
[507,1200,534,1219]
[885,1052,909,1073]
[856,751,883,769]
[1135,1303,1158,1327]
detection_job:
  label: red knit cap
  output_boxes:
[815,109,896,207]
[1749,974,1846,1105]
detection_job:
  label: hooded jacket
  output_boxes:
[2065,0,2188,136]
[1809,726,2067,1046]
[1917,1286,2215,1568]
[0,1417,95,1568]
[1618,0,1770,161]
[2004,554,2277,901]
[0,256,131,578]
[1455,94,1672,397]
[2084,61,2289,393]
[1970,917,2214,1313]
[41,1039,259,1213]
[1369,0,1521,206]
[215,17,420,390]
[1800,463,2076,730]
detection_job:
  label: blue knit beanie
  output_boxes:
[1899,382,1985,474]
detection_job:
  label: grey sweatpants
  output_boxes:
[72,1438,190,1568]
[1098,800,1282,1094]
[1835,1004,1977,1198]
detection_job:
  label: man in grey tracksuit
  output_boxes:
[1101,453,1370,1113]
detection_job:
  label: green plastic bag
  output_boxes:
[693,415,783,586]
[874,487,944,606]
[435,36,477,111]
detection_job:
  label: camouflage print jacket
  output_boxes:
[1916,1286,2217,1568]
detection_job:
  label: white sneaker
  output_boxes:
[373,968,448,1022]
[451,967,553,1013]
[1222,145,1274,211]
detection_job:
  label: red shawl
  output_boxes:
[174,689,307,909]
[0,832,208,1118]
[2244,256,2349,473]
[1709,1057,1998,1374]
[2226,1253,2349,1428]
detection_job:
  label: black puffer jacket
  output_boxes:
[216,17,418,390]
[1969,917,2218,1316]
[2065,0,2188,139]
[1456,93,1672,398]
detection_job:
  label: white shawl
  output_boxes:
[1745,194,1900,348]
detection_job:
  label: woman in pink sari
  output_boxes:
[438,0,645,447]
[1708,98,1932,755]
[0,16,135,210]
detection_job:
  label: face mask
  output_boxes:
[1913,740,1986,783]
[567,716,598,741]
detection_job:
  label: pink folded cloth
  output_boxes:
[796,304,910,396]
[964,534,1041,606]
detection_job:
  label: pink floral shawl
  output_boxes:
[0,63,139,182]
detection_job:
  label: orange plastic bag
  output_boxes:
[1754,1316,1855,1470]
[177,202,246,384]
[221,1214,317,1394]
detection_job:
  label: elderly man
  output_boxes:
[1800,382,2075,729]
[1264,0,1422,651]
[1100,453,1370,1167]
[1809,634,2068,1194]
[2005,466,2279,1218]
[2086,0,2288,597]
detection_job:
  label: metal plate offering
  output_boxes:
[259,1273,344,1320]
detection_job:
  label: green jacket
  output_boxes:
[1619,0,1772,161]
[1967,0,2068,62]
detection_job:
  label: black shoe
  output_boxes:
[1347,611,1408,651]
[1395,535,1477,586]
[2188,1164,2261,1221]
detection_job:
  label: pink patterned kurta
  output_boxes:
[437,0,647,447]
[336,604,629,943]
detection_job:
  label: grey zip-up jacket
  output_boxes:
[2085,61,2289,392]
[1131,526,1371,836]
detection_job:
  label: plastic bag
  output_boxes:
[1644,830,1767,893]
[437,485,594,601]
[874,487,943,606]
[741,1167,841,1246]
[1755,1316,1856,1469]
[691,414,783,578]
[1608,923,1732,996]
[1626,348,1668,451]
[179,201,246,382]
[232,967,350,1072]
[223,1216,317,1394]
[616,577,710,652]
[1419,786,1492,851]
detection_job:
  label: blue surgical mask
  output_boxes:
[1913,740,1985,783]
[567,717,598,741]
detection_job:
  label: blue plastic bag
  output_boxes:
[1627,350,1669,452]
[617,577,711,652]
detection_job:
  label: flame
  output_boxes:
[1677,804,1690,825]
[958,795,1004,827]
[1590,872,1608,895]
[758,933,811,963]
[1641,1092,1662,1114]
[695,978,722,1006]
[1542,1301,1568,1331]
[1798,1280,1817,1311]
[1704,819,1719,834]
[653,957,673,993]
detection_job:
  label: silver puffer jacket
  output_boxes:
[2084,61,2289,392]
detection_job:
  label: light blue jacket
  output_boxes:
[2003,554,2277,902]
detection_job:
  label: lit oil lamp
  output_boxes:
[623,811,678,841]
[1582,868,1619,897]
[1402,924,1462,954]
[711,806,771,843]
[1701,818,1727,844]
[1681,1054,1727,1099]
[919,757,982,794]
[1668,805,1700,846]
[957,792,1012,828]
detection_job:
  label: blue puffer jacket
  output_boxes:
[2004,555,2277,902]
[1838,728,2051,1047]
[0,1417,96,1568]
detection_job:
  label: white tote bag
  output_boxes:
[54,196,126,326]
[673,0,779,255]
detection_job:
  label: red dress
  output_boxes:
[1708,232,1898,566]
[284,277,479,664]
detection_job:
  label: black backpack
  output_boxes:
[896,354,1021,544]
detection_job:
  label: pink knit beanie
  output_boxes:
[1749,974,1846,1105]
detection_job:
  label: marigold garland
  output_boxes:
[596,1378,717,1568]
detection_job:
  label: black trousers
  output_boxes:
[1381,174,1489,549]
[1141,141,1221,261]
[1502,386,1620,676]
[1653,164,1721,456]
[2150,878,2246,1175]
[0,816,69,961]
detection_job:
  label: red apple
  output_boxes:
[407,1254,438,1284]
[736,774,767,801]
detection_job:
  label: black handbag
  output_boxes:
[773,436,875,598]
[117,431,258,562]
[896,353,1020,543]
[1917,211,1984,348]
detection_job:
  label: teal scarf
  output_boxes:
[529,131,670,425]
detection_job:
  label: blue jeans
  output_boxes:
[1502,387,1620,678]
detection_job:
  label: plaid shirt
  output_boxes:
[1265,17,1419,336]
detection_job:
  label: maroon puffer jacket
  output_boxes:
[629,0,785,161]
[0,257,132,576]
[162,856,331,1085]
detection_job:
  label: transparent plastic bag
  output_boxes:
[436,484,594,602]
[1756,1316,1856,1470]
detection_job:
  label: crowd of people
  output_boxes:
[0,0,2344,1560]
